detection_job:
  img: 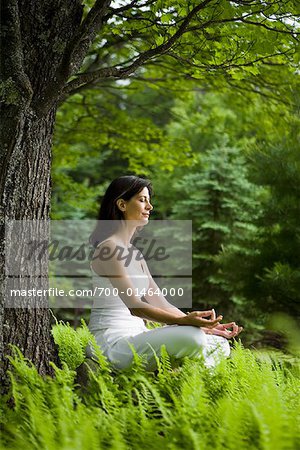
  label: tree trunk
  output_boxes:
[0,107,59,389]
[0,0,84,389]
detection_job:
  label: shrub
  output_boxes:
[1,323,300,450]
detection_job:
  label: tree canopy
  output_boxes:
[1,0,300,380]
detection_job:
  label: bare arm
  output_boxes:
[141,257,186,317]
[139,257,243,337]
[91,240,222,328]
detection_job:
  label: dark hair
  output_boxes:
[89,175,153,247]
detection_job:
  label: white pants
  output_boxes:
[100,325,231,371]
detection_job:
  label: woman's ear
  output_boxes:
[116,199,126,212]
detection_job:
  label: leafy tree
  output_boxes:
[51,86,191,219]
[170,144,262,320]
[152,88,300,335]
[1,0,299,384]
[218,140,300,323]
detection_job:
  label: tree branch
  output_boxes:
[103,0,157,20]
[104,0,140,18]
[226,79,293,107]
[62,0,215,96]
[167,48,293,71]
[60,0,112,79]
[241,18,300,36]
[186,14,300,37]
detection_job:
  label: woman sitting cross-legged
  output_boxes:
[86,175,243,371]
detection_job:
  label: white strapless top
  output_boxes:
[88,258,150,354]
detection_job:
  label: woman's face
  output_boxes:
[118,187,153,222]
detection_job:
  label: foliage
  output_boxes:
[225,140,300,318]
[1,322,300,450]
[51,87,192,219]
[209,134,300,325]
[72,0,300,101]
[147,91,265,328]
[51,81,300,337]
[170,145,262,315]
[51,0,300,218]
[150,88,300,335]
[51,319,93,370]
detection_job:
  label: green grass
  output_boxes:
[1,321,300,450]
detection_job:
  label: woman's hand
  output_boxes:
[200,309,243,339]
[202,309,243,338]
[177,310,223,328]
[203,322,243,339]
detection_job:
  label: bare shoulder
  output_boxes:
[93,238,117,258]
[95,235,119,247]
[91,238,119,275]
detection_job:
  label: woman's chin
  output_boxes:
[128,218,149,226]
[138,217,150,226]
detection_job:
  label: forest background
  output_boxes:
[1,2,300,448]
[51,9,300,348]
[1,0,300,380]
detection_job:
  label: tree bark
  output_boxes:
[0,106,59,389]
[0,0,84,389]
[1,0,295,390]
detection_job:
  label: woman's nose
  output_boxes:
[147,202,153,210]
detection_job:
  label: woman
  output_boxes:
[87,175,243,370]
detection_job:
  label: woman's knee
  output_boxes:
[178,326,207,354]
[206,335,231,357]
[217,336,231,357]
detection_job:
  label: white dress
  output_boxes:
[87,242,230,370]
[87,263,151,356]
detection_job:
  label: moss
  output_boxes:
[52,39,67,54]
[0,77,22,106]
[39,31,51,43]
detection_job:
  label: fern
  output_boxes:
[2,325,300,450]
[51,320,87,370]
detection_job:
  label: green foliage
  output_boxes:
[51,81,300,335]
[51,319,92,370]
[170,144,262,318]
[79,0,299,99]
[150,88,300,336]
[1,324,300,450]
[51,88,193,219]
[217,140,300,320]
